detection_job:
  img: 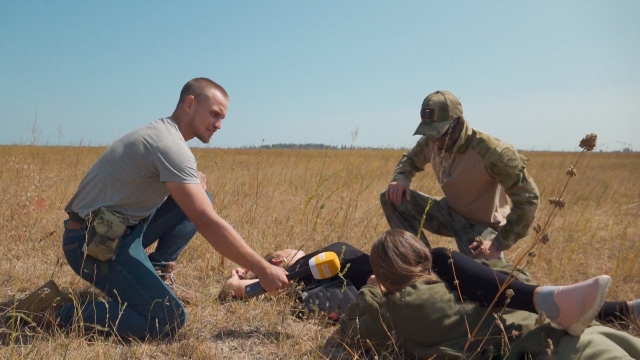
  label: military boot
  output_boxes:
[6,279,64,327]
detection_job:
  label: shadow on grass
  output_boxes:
[209,328,294,342]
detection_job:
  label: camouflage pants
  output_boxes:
[380,189,500,257]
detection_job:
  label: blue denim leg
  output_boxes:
[142,193,212,268]
[59,219,186,339]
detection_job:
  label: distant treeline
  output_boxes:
[240,143,402,150]
[233,143,637,152]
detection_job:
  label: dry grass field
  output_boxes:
[0,145,638,359]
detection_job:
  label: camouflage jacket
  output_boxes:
[391,119,539,250]
[338,277,541,358]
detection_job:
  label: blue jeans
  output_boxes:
[59,195,202,339]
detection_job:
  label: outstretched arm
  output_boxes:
[166,181,289,293]
[391,137,430,183]
[496,169,539,250]
[478,142,539,251]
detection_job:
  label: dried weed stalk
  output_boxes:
[460,133,598,358]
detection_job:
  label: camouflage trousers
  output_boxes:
[380,189,500,257]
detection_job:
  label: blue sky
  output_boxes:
[1,1,638,151]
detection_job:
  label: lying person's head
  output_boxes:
[241,249,307,280]
[370,229,435,294]
[264,249,306,268]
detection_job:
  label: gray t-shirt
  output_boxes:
[65,117,200,224]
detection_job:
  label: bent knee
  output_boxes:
[431,247,457,277]
[431,247,449,265]
[168,304,187,330]
[152,309,187,339]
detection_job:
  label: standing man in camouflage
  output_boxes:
[381,90,539,259]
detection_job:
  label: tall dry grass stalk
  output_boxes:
[457,134,602,358]
[0,143,638,359]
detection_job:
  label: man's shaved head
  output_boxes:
[177,77,228,108]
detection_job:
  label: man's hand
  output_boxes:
[255,264,289,294]
[231,267,247,280]
[224,267,259,298]
[198,171,207,191]
[385,179,411,206]
[469,240,502,260]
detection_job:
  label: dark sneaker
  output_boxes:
[301,278,359,320]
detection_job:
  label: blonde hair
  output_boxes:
[370,229,435,294]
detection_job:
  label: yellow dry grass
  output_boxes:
[0,145,638,359]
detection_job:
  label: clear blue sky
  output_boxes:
[1,1,638,151]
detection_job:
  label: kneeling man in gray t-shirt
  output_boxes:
[57,77,289,340]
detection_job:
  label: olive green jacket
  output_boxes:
[392,119,539,250]
[339,278,640,359]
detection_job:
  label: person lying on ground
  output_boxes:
[220,240,639,327]
[220,242,373,299]
[338,229,640,359]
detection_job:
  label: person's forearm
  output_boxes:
[497,171,539,250]
[198,215,269,275]
[392,153,419,182]
[392,139,429,182]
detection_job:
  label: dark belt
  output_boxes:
[66,211,88,230]
[68,211,86,224]
[67,211,140,230]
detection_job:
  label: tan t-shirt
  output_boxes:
[429,144,510,228]
[392,119,539,250]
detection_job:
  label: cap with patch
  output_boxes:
[413,90,463,138]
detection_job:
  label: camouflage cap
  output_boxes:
[413,90,463,138]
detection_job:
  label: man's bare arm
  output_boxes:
[165,181,288,293]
